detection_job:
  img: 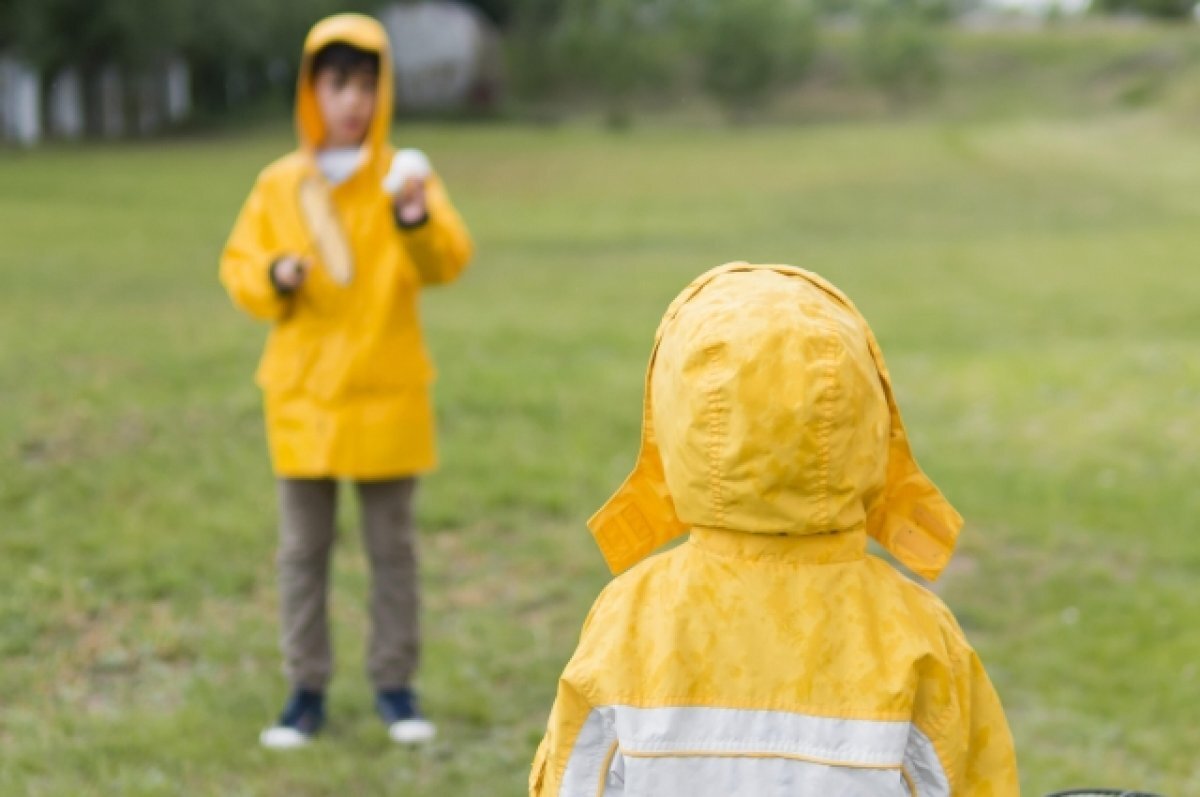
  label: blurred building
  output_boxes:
[0,56,191,146]
[0,55,41,146]
[378,0,504,113]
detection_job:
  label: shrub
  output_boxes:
[858,0,942,106]
[689,0,818,119]
[553,0,676,128]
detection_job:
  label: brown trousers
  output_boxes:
[276,477,420,691]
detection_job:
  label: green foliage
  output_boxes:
[179,0,279,112]
[858,0,943,105]
[459,0,513,25]
[505,0,565,104]
[1092,0,1195,18]
[815,0,971,18]
[4,0,187,70]
[688,0,818,119]
[0,0,14,48]
[181,0,378,112]
[506,0,681,127]
[1,0,378,113]
[507,0,818,123]
[553,0,676,127]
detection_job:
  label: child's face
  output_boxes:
[313,67,377,148]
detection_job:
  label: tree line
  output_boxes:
[1,0,1194,128]
[0,0,383,114]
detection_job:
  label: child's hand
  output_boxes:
[393,178,428,227]
[271,255,308,292]
[383,149,432,228]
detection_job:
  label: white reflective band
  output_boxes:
[617,755,905,796]
[904,725,952,797]
[560,709,617,795]
[609,705,910,766]
[558,705,951,797]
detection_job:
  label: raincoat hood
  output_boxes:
[588,263,962,581]
[295,14,394,157]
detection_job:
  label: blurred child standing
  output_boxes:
[219,13,472,749]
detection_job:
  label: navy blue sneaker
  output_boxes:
[260,689,325,749]
[376,688,436,744]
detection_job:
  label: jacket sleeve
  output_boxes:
[219,179,290,322]
[955,647,1020,794]
[530,677,607,796]
[913,612,1020,796]
[530,601,621,796]
[400,174,473,287]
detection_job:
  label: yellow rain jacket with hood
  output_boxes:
[531,264,1019,796]
[219,14,472,479]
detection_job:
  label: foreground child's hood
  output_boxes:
[295,14,394,156]
[589,263,961,581]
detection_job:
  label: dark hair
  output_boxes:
[310,42,380,80]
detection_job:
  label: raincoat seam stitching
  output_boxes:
[593,698,910,722]
[594,740,620,797]
[704,344,727,527]
[687,545,865,566]
[815,309,840,529]
[620,741,903,765]
[618,748,906,772]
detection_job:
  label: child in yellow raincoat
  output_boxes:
[219,14,472,749]
[531,264,1019,795]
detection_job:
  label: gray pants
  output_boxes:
[277,477,420,691]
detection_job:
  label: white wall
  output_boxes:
[166,59,191,122]
[0,55,43,146]
[378,1,492,111]
[49,69,85,139]
[3,55,193,145]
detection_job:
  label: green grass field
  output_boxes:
[2,111,1198,795]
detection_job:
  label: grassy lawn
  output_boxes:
[1,112,1198,795]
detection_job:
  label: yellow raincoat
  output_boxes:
[219,14,472,479]
[532,264,1018,796]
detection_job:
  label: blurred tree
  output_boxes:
[1092,0,1195,18]
[4,0,192,134]
[506,0,563,103]
[2,0,380,117]
[814,0,973,17]
[687,0,817,120]
[184,0,377,113]
[0,0,14,49]
[10,0,193,72]
[181,0,273,113]
[459,0,512,25]
[858,0,942,105]
[553,0,674,127]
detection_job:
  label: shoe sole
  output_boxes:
[388,719,437,744]
[260,726,314,750]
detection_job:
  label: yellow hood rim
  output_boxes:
[295,13,394,156]
[587,263,962,581]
